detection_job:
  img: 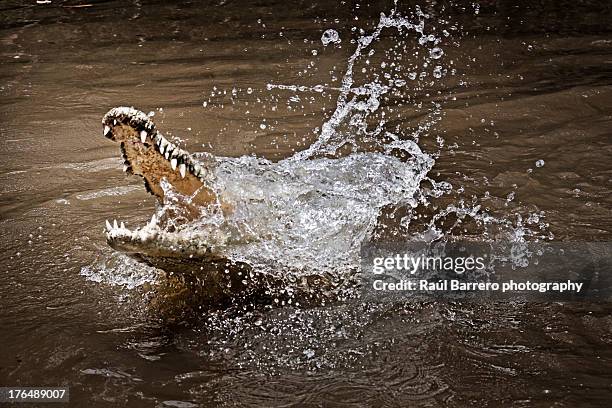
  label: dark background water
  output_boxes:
[1,1,611,406]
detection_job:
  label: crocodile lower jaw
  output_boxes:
[104,218,223,259]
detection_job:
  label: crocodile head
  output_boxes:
[101,107,230,268]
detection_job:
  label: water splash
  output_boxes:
[81,251,160,289]
[214,149,432,276]
[99,3,548,293]
[270,5,444,161]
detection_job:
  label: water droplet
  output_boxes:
[429,47,444,59]
[321,29,341,46]
[535,159,545,168]
[433,66,443,79]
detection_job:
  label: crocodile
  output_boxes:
[100,107,348,304]
[102,107,224,259]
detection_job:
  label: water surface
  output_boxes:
[1,0,611,406]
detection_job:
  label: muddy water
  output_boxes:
[1,0,612,407]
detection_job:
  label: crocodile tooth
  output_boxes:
[113,219,118,229]
[120,221,126,229]
[171,158,178,170]
[179,163,186,178]
[113,119,117,125]
[103,125,111,137]
[140,130,147,143]
[123,165,128,172]
[165,150,170,160]
[105,219,112,231]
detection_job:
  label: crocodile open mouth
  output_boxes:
[101,107,225,260]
